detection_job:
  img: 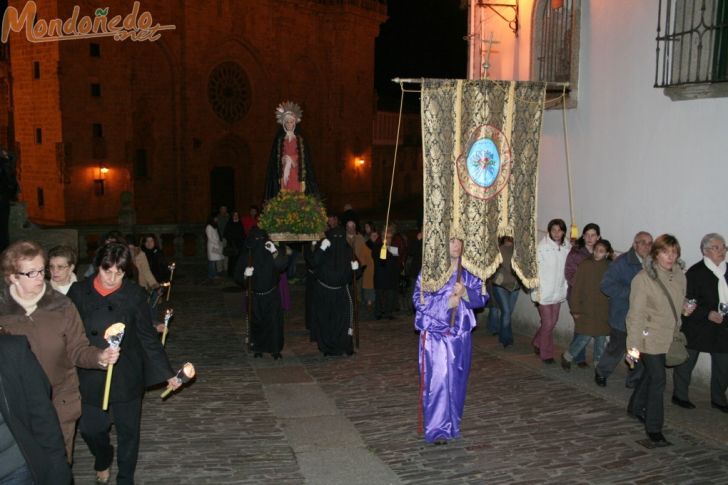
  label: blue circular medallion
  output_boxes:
[456,125,512,201]
[466,138,500,188]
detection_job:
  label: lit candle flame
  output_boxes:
[163,308,174,326]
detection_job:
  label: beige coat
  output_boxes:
[132,246,159,291]
[626,257,686,355]
[349,233,374,290]
[0,284,103,458]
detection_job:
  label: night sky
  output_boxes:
[375,0,468,111]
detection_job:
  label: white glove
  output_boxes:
[244,267,254,277]
[264,241,277,254]
[387,246,399,257]
[320,239,331,251]
[311,240,318,247]
[351,261,359,270]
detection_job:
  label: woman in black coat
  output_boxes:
[67,243,179,485]
[0,334,71,485]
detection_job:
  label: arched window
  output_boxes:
[531,0,581,107]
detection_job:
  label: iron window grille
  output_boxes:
[532,0,580,106]
[655,0,728,99]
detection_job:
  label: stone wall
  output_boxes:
[8,0,386,225]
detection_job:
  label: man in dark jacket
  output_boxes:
[595,231,652,387]
[673,233,728,412]
[0,334,71,485]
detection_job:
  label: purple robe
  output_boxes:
[413,267,487,443]
[279,272,291,311]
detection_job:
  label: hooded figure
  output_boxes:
[310,226,355,356]
[413,238,488,445]
[240,227,288,359]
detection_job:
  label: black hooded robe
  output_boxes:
[243,228,288,355]
[311,227,354,356]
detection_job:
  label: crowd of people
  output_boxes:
[0,235,179,484]
[211,203,728,449]
[3,199,723,483]
[521,220,728,447]
[220,200,423,360]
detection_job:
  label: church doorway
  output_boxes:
[210,166,235,213]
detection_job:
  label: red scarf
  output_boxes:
[93,275,121,297]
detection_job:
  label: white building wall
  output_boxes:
[472,0,728,385]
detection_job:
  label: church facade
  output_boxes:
[5,0,386,224]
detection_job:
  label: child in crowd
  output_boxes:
[561,239,613,370]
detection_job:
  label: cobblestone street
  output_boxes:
[72,266,728,484]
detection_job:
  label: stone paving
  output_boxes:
[72,266,728,484]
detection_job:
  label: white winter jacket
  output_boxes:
[531,235,570,305]
[206,224,225,261]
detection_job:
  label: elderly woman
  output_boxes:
[672,233,728,413]
[0,240,118,462]
[68,242,179,484]
[47,245,78,295]
[626,234,693,447]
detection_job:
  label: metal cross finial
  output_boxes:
[465,32,500,80]
[481,32,498,80]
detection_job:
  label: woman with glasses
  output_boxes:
[47,245,78,295]
[0,240,119,463]
[67,242,179,484]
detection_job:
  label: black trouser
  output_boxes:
[79,398,143,485]
[673,348,728,406]
[595,328,643,386]
[375,288,396,318]
[628,353,666,434]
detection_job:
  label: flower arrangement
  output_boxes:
[258,191,327,236]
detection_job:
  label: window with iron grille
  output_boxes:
[656,0,728,100]
[531,0,581,107]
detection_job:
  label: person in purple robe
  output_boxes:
[413,238,488,445]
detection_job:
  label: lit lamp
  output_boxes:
[94,163,108,196]
[356,158,366,167]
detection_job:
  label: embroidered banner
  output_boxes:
[420,79,546,292]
